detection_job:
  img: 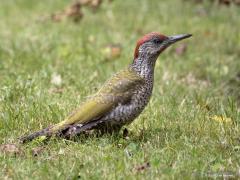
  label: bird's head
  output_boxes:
[134,32,192,61]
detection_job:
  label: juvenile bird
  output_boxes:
[20,32,192,143]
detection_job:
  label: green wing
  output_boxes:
[51,68,144,133]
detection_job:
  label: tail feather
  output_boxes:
[20,119,105,143]
[19,122,94,143]
[19,126,53,143]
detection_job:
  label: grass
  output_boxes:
[0,0,240,179]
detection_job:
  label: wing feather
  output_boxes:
[51,68,144,133]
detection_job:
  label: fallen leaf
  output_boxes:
[218,0,231,5]
[0,144,22,156]
[51,1,83,23]
[32,146,45,157]
[101,44,122,60]
[211,115,232,124]
[64,1,83,22]
[50,0,106,23]
[89,0,102,11]
[133,162,151,172]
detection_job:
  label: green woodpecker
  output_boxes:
[20,32,192,143]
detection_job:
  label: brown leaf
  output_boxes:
[101,44,122,61]
[218,0,231,5]
[32,146,46,157]
[0,144,22,156]
[50,0,106,23]
[175,43,188,55]
[134,162,151,172]
[51,1,83,23]
[64,1,83,22]
[89,0,102,11]
[65,2,82,16]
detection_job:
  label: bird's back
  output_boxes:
[99,67,154,126]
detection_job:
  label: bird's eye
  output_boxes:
[153,39,162,44]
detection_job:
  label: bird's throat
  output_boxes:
[130,55,157,80]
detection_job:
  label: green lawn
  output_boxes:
[0,0,240,179]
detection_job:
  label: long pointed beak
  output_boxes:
[166,34,192,45]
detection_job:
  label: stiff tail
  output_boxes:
[20,118,103,143]
[19,118,76,143]
[19,126,54,143]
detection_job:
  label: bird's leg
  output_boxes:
[97,123,122,135]
[122,127,129,138]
